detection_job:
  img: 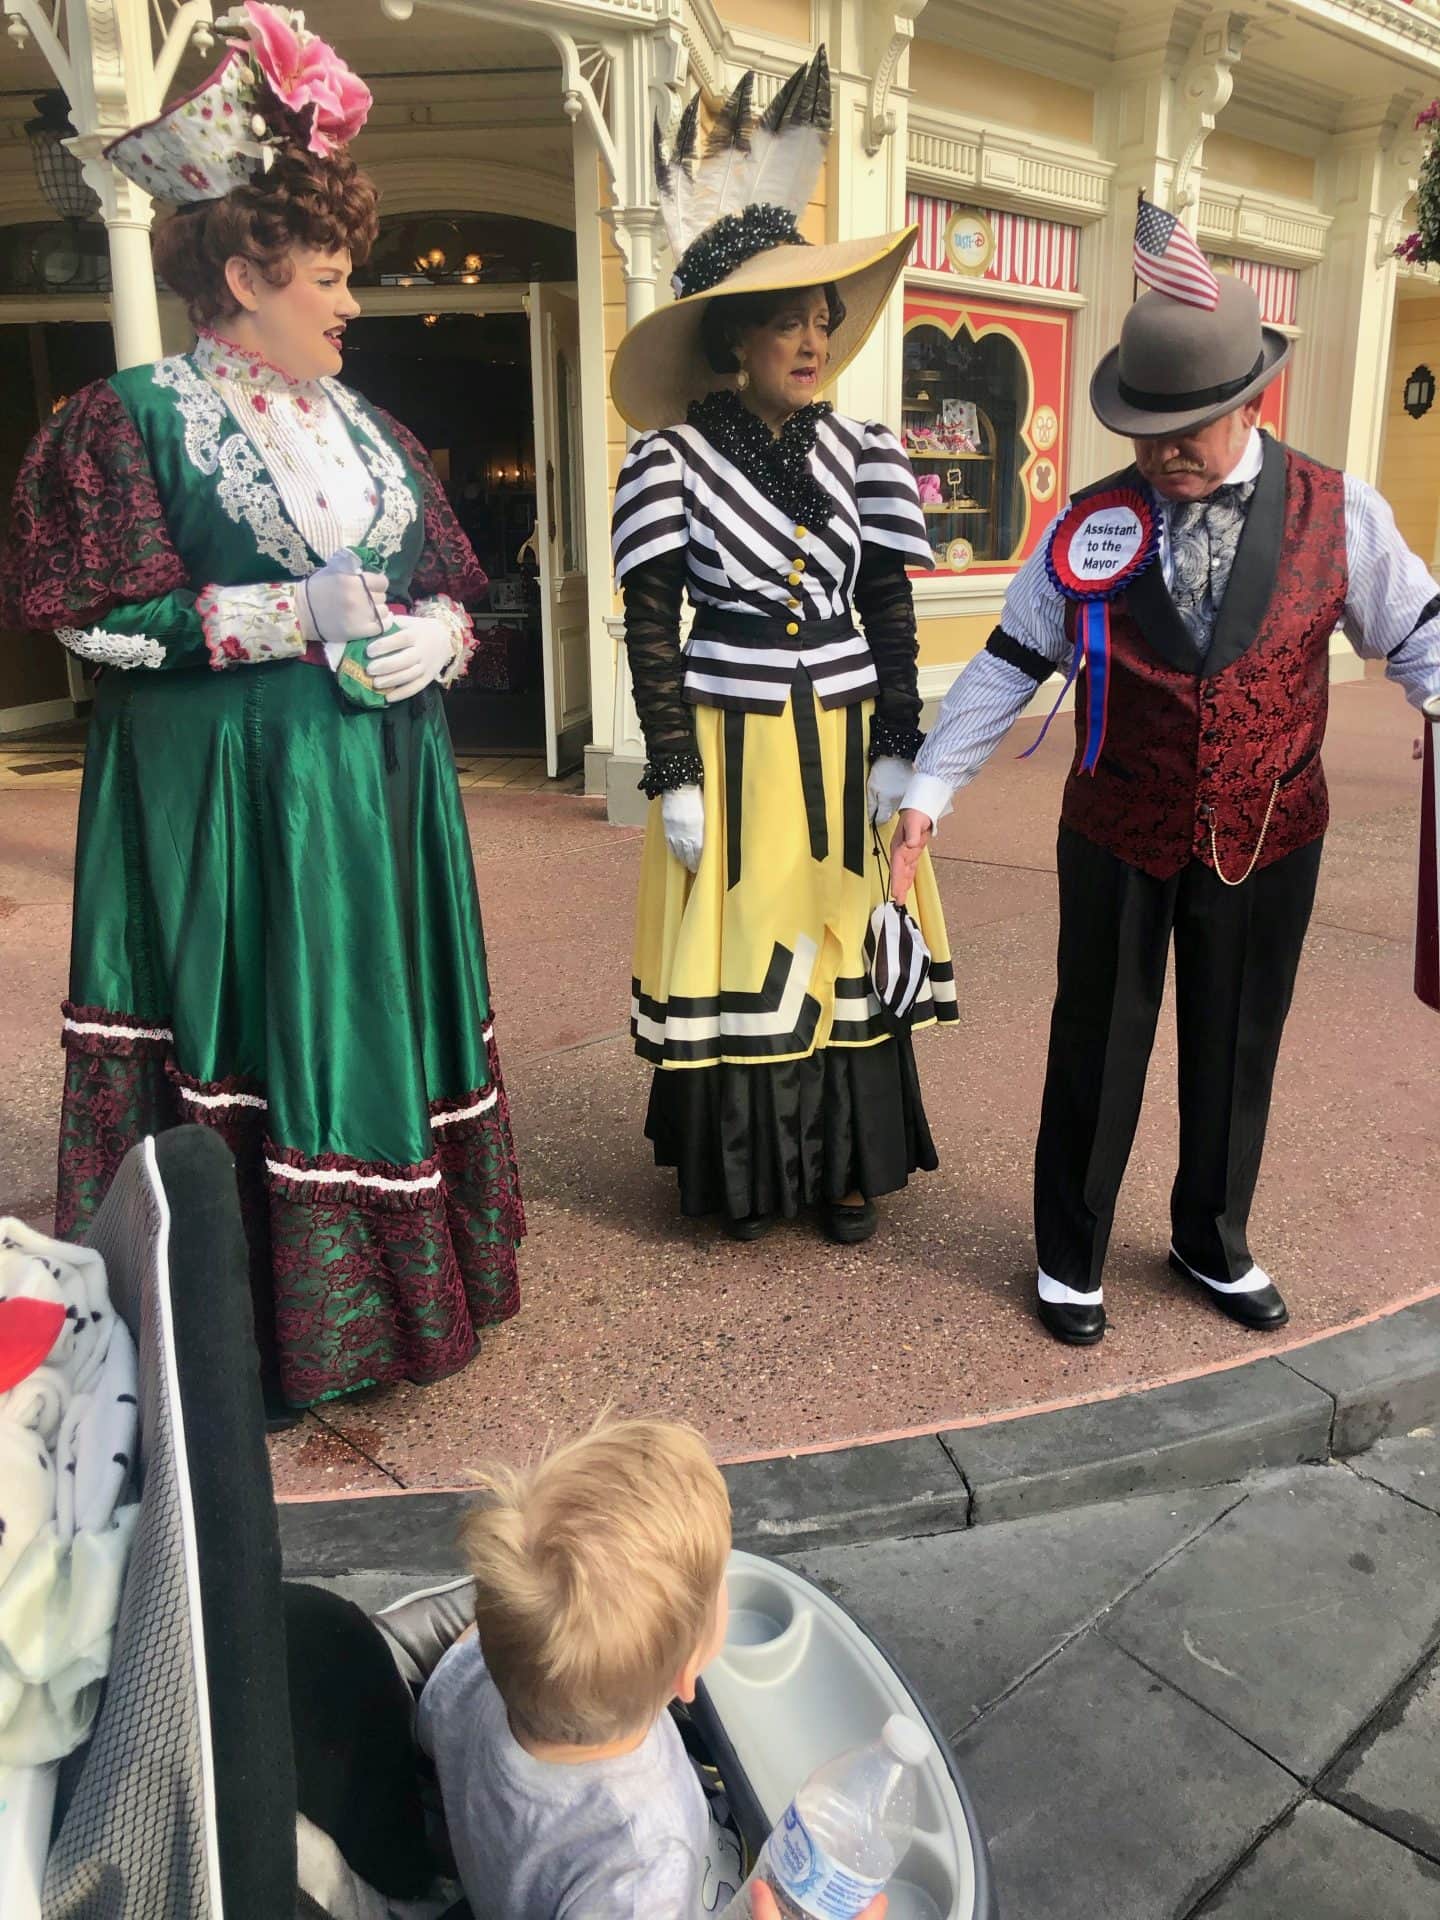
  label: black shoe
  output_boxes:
[1168,1248,1289,1330]
[724,1212,772,1242]
[823,1198,877,1245]
[265,1401,303,1434]
[1036,1294,1106,1345]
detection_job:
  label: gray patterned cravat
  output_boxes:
[1166,480,1256,652]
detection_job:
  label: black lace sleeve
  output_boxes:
[621,549,701,795]
[854,546,924,762]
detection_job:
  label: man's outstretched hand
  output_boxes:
[749,1882,887,1919]
[888,808,934,906]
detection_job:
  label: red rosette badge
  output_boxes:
[1046,486,1158,601]
[1024,486,1159,774]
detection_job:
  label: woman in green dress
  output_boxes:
[0,8,523,1410]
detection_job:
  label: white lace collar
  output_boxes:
[193,328,320,399]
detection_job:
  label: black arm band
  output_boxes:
[985,625,1058,685]
[1390,592,1440,657]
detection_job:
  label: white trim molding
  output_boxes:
[907,113,1113,225]
[1196,188,1331,263]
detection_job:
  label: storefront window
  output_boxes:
[902,288,1071,576]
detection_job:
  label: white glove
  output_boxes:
[298,549,389,649]
[661,783,705,872]
[867,755,913,827]
[366,615,457,703]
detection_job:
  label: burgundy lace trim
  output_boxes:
[54,1006,524,1404]
[55,1040,178,1241]
[61,999,174,1058]
[0,380,188,632]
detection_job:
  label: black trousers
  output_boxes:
[1034,827,1323,1292]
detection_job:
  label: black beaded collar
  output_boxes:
[686,389,835,527]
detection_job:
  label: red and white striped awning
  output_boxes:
[906,192,1080,294]
[1205,255,1300,328]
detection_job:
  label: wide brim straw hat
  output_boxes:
[611,227,915,432]
[1090,274,1291,439]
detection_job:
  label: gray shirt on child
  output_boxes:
[418,1635,744,1920]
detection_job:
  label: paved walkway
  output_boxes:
[2,675,1437,1493]
[299,1427,1440,1920]
[796,1435,1440,1919]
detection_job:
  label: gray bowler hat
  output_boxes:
[1091,276,1291,438]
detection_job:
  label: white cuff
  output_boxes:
[412,594,475,687]
[900,771,955,832]
[56,627,165,670]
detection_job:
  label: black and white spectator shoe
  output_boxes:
[1036,1270,1106,1345]
[1168,1247,1289,1329]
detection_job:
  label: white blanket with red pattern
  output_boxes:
[0,1218,139,1765]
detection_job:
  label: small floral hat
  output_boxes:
[103,3,372,206]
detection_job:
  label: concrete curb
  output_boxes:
[276,1297,1440,1579]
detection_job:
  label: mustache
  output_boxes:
[1161,459,1204,473]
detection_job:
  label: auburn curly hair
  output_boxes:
[152,146,380,328]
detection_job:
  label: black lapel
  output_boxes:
[1199,433,1286,679]
[1123,541,1202,674]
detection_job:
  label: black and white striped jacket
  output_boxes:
[612,414,932,716]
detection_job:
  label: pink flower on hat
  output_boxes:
[241,2,372,156]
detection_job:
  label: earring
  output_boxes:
[735,368,750,391]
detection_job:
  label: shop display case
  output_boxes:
[900,378,999,571]
[901,289,1073,579]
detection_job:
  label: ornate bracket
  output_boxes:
[864,0,928,157]
[4,2,215,124]
[554,33,621,186]
[1376,94,1427,264]
[1172,9,1249,212]
[647,19,687,133]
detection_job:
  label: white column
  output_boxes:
[4,0,215,369]
[70,142,163,368]
[611,204,662,337]
[573,119,617,759]
[829,0,924,429]
[1299,109,1416,480]
[828,69,908,428]
[604,203,664,813]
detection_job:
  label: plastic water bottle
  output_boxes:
[760,1714,929,1918]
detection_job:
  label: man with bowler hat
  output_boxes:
[890,212,1440,1346]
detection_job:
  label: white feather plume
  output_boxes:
[653,49,831,267]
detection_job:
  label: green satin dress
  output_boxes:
[1,343,523,1406]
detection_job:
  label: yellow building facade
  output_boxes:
[2,0,1439,819]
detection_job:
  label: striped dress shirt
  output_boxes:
[612,414,933,715]
[904,431,1440,826]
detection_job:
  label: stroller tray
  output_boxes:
[694,1552,998,1920]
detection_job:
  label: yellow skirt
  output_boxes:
[631,689,957,1069]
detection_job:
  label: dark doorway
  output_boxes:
[0,321,117,723]
[341,310,544,754]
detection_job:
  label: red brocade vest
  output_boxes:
[1060,440,1348,881]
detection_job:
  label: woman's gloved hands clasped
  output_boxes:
[302,551,457,702]
[365,616,457,702]
[299,549,390,655]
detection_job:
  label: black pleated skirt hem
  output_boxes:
[644,1036,939,1222]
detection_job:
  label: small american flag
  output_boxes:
[1133,200,1220,310]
